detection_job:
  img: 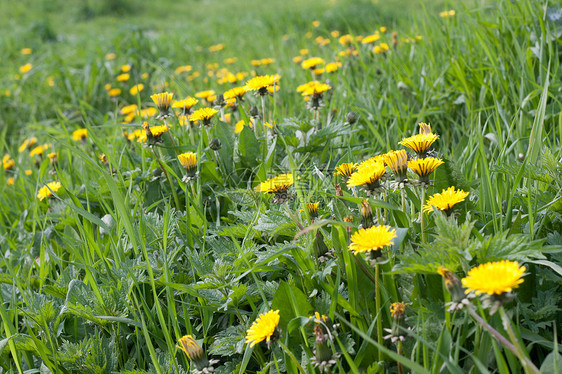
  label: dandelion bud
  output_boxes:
[249,105,259,118]
[307,202,319,220]
[209,138,222,151]
[438,267,470,311]
[360,199,374,228]
[343,216,353,235]
[213,94,226,108]
[345,111,358,124]
[177,335,219,373]
[153,168,162,178]
[312,324,339,373]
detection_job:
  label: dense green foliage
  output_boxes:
[1,0,561,373]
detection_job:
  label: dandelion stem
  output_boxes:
[420,185,426,244]
[499,307,540,374]
[375,263,384,362]
[401,188,406,214]
[397,341,404,374]
[467,307,539,374]
[153,147,181,210]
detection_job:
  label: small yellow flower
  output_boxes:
[121,64,131,72]
[384,150,408,182]
[347,159,386,190]
[255,174,293,194]
[19,63,32,74]
[408,157,444,182]
[25,169,32,176]
[21,48,32,55]
[117,73,130,82]
[418,122,432,135]
[195,90,216,100]
[390,302,406,318]
[462,260,526,295]
[129,84,144,95]
[424,186,469,213]
[307,202,320,218]
[399,133,439,157]
[172,97,198,113]
[19,137,38,152]
[312,20,320,27]
[140,107,157,118]
[105,53,116,60]
[301,57,325,70]
[146,124,169,137]
[189,108,218,126]
[175,65,192,75]
[30,144,48,157]
[209,43,224,52]
[334,162,357,178]
[234,119,254,134]
[246,310,280,348]
[71,128,88,141]
[325,62,341,73]
[348,225,397,255]
[7,177,14,185]
[37,181,62,201]
[120,104,138,115]
[244,75,280,95]
[151,92,174,115]
[177,152,197,171]
[362,34,380,44]
[2,155,15,170]
[224,87,247,101]
[298,81,331,97]
[108,88,121,97]
[224,57,237,64]
[293,56,303,64]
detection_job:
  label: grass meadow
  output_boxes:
[1,0,562,373]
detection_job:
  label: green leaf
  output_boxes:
[271,281,313,328]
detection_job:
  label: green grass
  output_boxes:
[1,0,561,373]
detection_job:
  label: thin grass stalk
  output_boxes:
[420,185,426,243]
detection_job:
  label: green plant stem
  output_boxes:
[420,185,426,244]
[375,263,383,362]
[499,307,540,374]
[467,307,539,374]
[152,147,180,209]
[401,188,406,214]
[397,340,404,374]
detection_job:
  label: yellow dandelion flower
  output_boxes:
[129,84,144,95]
[301,57,325,70]
[2,155,15,170]
[120,104,138,115]
[224,87,247,101]
[244,75,280,95]
[334,162,357,178]
[331,30,340,38]
[117,73,130,82]
[408,157,444,182]
[384,150,408,182]
[418,122,432,135]
[312,20,320,27]
[108,88,121,97]
[462,260,526,295]
[105,53,116,60]
[390,302,406,318]
[151,92,174,114]
[424,186,469,213]
[310,312,328,324]
[147,125,169,137]
[234,119,254,134]
[339,34,353,45]
[172,97,199,112]
[209,43,224,52]
[37,181,62,201]
[255,174,293,194]
[30,144,48,157]
[307,202,320,218]
[189,108,218,125]
[348,225,397,255]
[399,133,439,156]
[21,48,32,55]
[362,34,380,44]
[7,177,14,185]
[325,62,341,73]
[71,128,88,141]
[293,56,303,64]
[347,159,386,189]
[175,65,192,75]
[19,137,38,153]
[140,107,157,118]
[19,63,32,74]
[121,64,131,72]
[246,310,280,348]
[178,152,197,170]
[224,57,237,64]
[195,90,215,100]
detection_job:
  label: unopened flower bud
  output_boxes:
[345,111,358,124]
[209,138,222,151]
